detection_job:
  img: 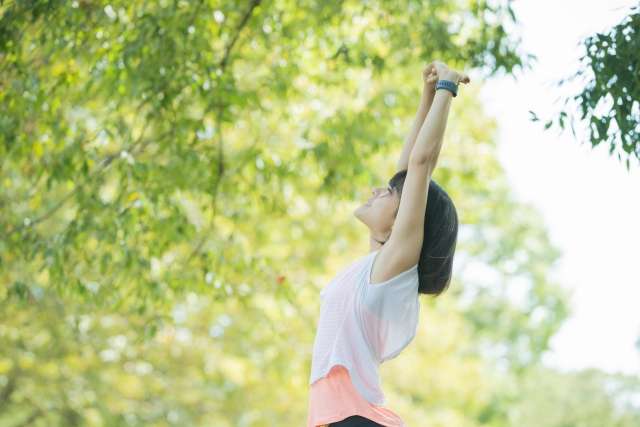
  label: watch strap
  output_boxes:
[435,79,458,97]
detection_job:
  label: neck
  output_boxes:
[369,236,385,252]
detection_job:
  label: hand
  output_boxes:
[432,60,471,85]
[422,63,439,92]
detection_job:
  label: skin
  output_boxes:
[352,61,469,285]
[352,184,400,252]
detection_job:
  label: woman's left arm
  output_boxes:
[396,74,436,172]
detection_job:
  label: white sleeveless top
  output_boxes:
[309,249,420,405]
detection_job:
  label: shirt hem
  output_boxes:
[309,361,385,405]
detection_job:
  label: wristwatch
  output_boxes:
[435,79,458,97]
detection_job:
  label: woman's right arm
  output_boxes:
[409,64,469,167]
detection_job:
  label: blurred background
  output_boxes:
[0,1,638,426]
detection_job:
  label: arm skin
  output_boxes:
[409,69,459,167]
[373,73,458,278]
[396,81,436,172]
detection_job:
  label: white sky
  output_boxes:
[478,0,640,375]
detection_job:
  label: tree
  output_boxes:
[2,1,635,426]
[531,4,640,170]
[506,366,640,427]
[0,0,529,310]
[0,1,537,424]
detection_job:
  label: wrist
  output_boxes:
[422,82,436,98]
[422,89,436,103]
[435,79,458,97]
[418,88,434,107]
[440,70,459,83]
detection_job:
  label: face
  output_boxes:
[353,184,400,243]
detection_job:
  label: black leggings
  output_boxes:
[329,415,385,426]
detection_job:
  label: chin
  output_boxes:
[353,204,368,222]
[353,207,361,219]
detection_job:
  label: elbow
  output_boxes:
[408,152,433,167]
[409,143,438,166]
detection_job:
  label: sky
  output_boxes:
[478,0,640,375]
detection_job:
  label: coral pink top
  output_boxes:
[306,364,405,427]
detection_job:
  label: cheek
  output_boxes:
[370,199,395,219]
[383,198,397,214]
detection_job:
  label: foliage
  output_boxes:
[530,5,640,170]
[1,1,639,426]
[0,0,530,310]
[507,366,640,427]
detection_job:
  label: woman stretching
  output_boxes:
[307,61,470,427]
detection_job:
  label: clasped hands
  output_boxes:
[422,60,471,93]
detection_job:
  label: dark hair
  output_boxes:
[388,169,458,297]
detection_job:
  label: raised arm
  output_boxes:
[409,64,469,165]
[375,63,469,278]
[396,65,438,172]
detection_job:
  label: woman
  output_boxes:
[307,61,470,427]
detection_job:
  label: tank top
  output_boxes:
[308,249,420,426]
